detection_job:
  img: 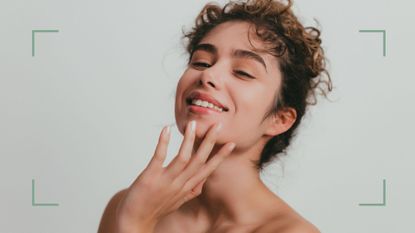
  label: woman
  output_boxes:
[98,0,332,232]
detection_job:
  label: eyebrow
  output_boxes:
[192,43,217,54]
[234,49,268,73]
[192,43,268,72]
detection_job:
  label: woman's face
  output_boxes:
[175,21,283,150]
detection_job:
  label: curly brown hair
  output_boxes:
[182,0,333,170]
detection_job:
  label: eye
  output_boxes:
[191,62,211,68]
[235,70,255,79]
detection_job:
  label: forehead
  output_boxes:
[199,21,267,53]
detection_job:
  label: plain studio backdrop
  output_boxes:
[1,0,414,232]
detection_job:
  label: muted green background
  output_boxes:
[1,0,414,232]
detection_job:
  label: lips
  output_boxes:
[186,91,229,112]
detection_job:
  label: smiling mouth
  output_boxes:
[186,98,229,112]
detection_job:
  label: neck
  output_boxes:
[185,139,277,226]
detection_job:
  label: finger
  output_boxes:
[192,177,207,195]
[183,142,235,192]
[146,125,171,171]
[183,178,207,202]
[176,123,221,183]
[194,123,221,161]
[165,120,196,177]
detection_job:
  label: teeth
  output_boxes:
[191,99,224,112]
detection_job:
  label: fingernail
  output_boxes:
[165,125,170,135]
[163,125,170,138]
[215,123,222,132]
[229,143,236,151]
[190,120,196,132]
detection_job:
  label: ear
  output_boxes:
[264,107,297,137]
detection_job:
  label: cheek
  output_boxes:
[175,70,196,134]
[175,70,195,96]
[175,79,184,104]
[175,71,193,102]
[237,86,272,115]
[221,87,275,143]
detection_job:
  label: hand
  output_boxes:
[115,121,236,231]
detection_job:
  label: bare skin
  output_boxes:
[99,181,319,233]
[98,21,320,233]
[155,181,319,233]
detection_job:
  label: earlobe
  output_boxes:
[265,107,297,137]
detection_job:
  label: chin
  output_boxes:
[177,119,219,137]
[194,123,211,138]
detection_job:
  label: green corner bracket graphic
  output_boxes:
[359,179,386,207]
[31,29,59,57]
[358,29,387,57]
[32,179,59,206]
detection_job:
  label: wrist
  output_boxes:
[116,213,158,233]
[115,198,159,233]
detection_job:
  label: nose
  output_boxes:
[198,66,223,90]
[198,75,215,88]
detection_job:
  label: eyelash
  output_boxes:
[234,70,254,79]
[191,62,255,79]
[192,62,211,68]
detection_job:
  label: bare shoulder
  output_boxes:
[249,190,321,233]
[97,188,128,233]
[252,195,320,233]
[254,216,320,233]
